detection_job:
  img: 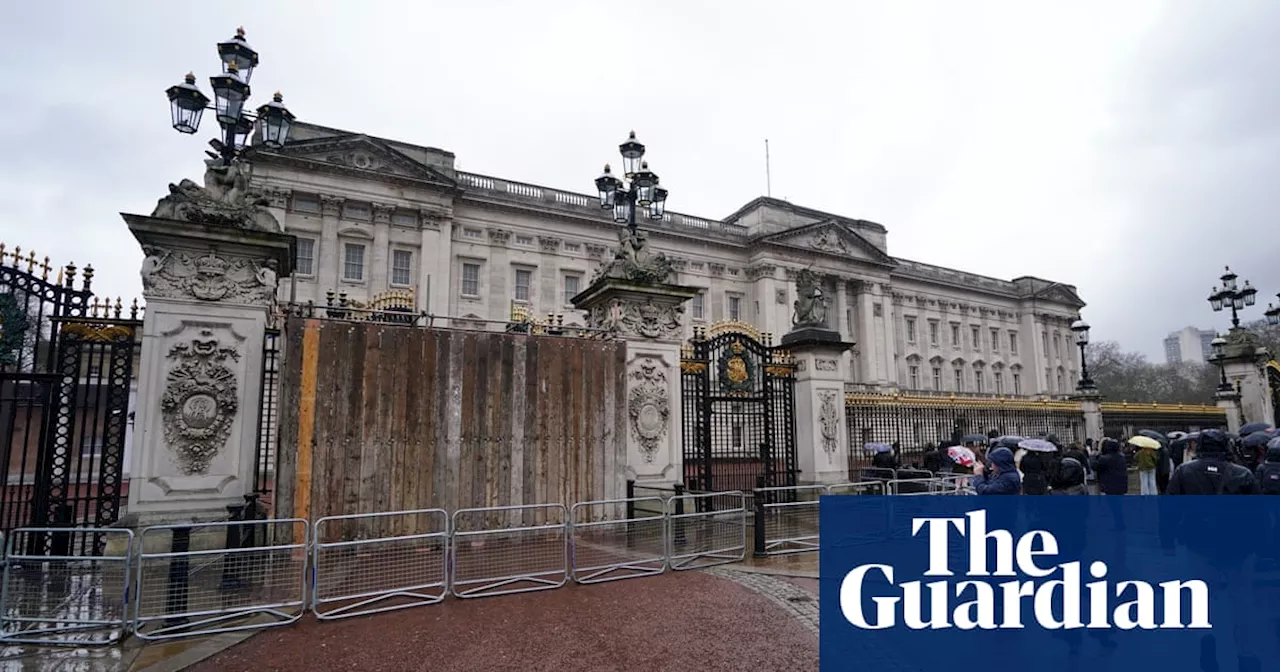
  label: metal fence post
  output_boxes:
[625,480,636,550]
[164,527,191,628]
[753,476,767,558]
[673,483,686,547]
[50,504,73,556]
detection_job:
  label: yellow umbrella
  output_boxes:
[1127,435,1162,450]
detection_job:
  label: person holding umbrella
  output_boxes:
[1017,438,1056,495]
[1129,435,1162,495]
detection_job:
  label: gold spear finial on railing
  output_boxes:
[88,298,100,318]
[0,243,7,265]
[11,246,21,267]
[130,298,141,320]
[25,250,36,274]
[40,256,50,281]
[113,297,123,319]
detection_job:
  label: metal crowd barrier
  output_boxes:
[826,480,887,496]
[450,503,568,599]
[133,519,309,641]
[570,497,666,584]
[0,528,134,646]
[312,509,448,620]
[752,485,826,556]
[854,467,897,482]
[667,491,747,570]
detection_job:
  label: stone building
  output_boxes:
[247,122,1086,397]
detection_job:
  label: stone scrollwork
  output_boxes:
[151,158,282,232]
[140,246,278,305]
[628,358,670,463]
[815,359,838,372]
[819,389,840,462]
[160,329,241,475]
[587,297,684,340]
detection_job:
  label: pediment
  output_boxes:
[759,221,895,267]
[257,135,457,188]
[1039,285,1085,308]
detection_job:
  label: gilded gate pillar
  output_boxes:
[573,277,697,486]
[123,211,294,522]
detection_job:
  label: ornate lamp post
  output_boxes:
[1264,292,1280,326]
[1210,335,1232,392]
[1208,266,1257,329]
[594,131,669,237]
[1070,318,1094,390]
[164,27,296,165]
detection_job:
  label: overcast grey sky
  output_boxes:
[3,0,1278,359]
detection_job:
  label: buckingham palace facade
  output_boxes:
[246,122,1086,398]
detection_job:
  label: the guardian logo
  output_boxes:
[840,510,1211,631]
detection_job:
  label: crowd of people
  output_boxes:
[873,426,1280,496]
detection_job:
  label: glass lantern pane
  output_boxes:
[635,184,653,206]
[613,200,631,223]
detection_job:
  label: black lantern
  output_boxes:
[1209,286,1224,311]
[648,185,668,220]
[209,61,250,126]
[1241,280,1257,306]
[595,164,621,209]
[1210,335,1231,391]
[619,131,645,177]
[1071,319,1090,347]
[631,161,657,206]
[612,193,632,223]
[1266,294,1280,326]
[255,92,295,149]
[217,27,260,84]
[232,114,254,149]
[166,73,210,134]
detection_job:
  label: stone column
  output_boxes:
[419,208,451,313]
[1218,329,1274,428]
[574,277,696,485]
[787,338,853,484]
[1072,389,1104,444]
[1216,387,1243,433]
[124,214,294,522]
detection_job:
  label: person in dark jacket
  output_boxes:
[1020,450,1050,495]
[1155,444,1172,494]
[1256,442,1280,495]
[921,443,945,474]
[870,449,898,471]
[973,447,1021,495]
[1051,455,1088,495]
[1167,429,1259,495]
[1091,438,1129,495]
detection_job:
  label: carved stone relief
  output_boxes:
[140,247,278,305]
[815,359,838,372]
[585,243,608,260]
[372,203,395,224]
[708,263,726,276]
[538,236,562,252]
[587,297,684,340]
[628,358,671,463]
[160,330,241,475]
[818,389,841,461]
[811,228,849,255]
[488,228,512,245]
[151,159,282,232]
[775,289,788,304]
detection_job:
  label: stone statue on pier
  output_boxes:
[792,268,828,328]
[151,158,282,233]
[593,228,674,285]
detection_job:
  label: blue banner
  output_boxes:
[819,495,1280,671]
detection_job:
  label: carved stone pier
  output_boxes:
[574,276,697,485]
[124,213,294,522]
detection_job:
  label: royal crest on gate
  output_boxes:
[717,339,756,393]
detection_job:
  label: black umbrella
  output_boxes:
[1239,422,1272,436]
[996,435,1025,449]
[1137,429,1170,448]
[1242,431,1273,449]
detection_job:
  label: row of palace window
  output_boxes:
[294,238,415,286]
[906,365,1022,395]
[904,316,1020,355]
[459,261,743,321]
